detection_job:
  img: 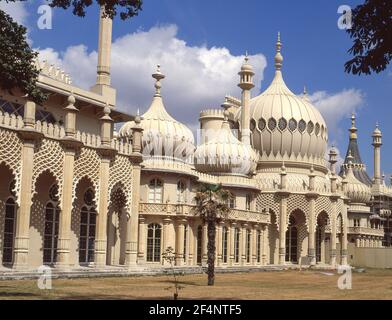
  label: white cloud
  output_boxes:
[308,89,364,135]
[0,1,29,25]
[36,24,267,128]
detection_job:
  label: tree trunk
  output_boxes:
[207,220,216,286]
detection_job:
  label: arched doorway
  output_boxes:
[285,216,298,263]
[79,188,97,264]
[107,187,127,266]
[316,211,329,263]
[0,163,18,266]
[43,184,60,265]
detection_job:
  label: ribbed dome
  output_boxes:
[248,35,328,164]
[344,164,371,204]
[119,66,195,161]
[194,112,258,175]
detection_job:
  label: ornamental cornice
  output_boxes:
[17,127,44,142]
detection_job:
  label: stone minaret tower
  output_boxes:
[372,123,382,186]
[91,6,116,105]
[238,53,255,145]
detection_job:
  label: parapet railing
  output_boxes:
[139,202,270,224]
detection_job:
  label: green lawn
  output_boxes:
[0,268,391,300]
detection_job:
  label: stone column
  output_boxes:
[14,101,42,270]
[175,219,186,266]
[217,222,223,266]
[341,205,348,265]
[57,95,81,269]
[241,224,247,265]
[188,221,194,265]
[307,196,317,265]
[330,198,338,267]
[278,164,288,265]
[124,162,142,267]
[307,167,317,266]
[202,224,208,264]
[251,226,257,265]
[262,225,268,265]
[137,215,146,263]
[162,217,172,265]
[94,106,115,267]
[229,222,235,266]
[278,196,287,265]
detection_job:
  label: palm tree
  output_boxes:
[194,183,232,286]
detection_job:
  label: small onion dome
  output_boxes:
[194,111,259,175]
[240,53,254,73]
[119,65,195,161]
[344,161,371,204]
[373,123,382,137]
[248,33,327,163]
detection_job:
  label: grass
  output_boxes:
[0,268,391,300]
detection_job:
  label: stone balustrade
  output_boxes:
[348,227,385,237]
[0,110,133,156]
[138,202,270,224]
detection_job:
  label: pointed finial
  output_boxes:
[303,85,307,95]
[274,32,283,71]
[349,112,357,139]
[152,64,165,96]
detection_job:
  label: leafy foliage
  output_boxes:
[194,183,232,286]
[0,9,46,104]
[1,0,143,20]
[345,0,392,75]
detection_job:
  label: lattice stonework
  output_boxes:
[287,194,309,229]
[108,155,133,211]
[256,193,280,229]
[315,196,332,228]
[0,129,22,204]
[32,139,65,205]
[73,147,101,204]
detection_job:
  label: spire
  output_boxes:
[96,6,113,86]
[339,112,372,186]
[274,32,283,71]
[152,64,165,97]
[349,112,357,140]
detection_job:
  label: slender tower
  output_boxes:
[372,124,382,186]
[238,53,255,145]
[91,6,116,104]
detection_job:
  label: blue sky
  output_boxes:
[1,0,391,178]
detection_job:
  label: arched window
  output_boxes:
[256,230,261,263]
[148,179,163,203]
[234,228,240,263]
[197,225,203,265]
[43,202,60,264]
[285,216,298,263]
[79,188,97,264]
[222,226,228,263]
[177,181,186,204]
[2,198,16,264]
[246,229,251,263]
[147,223,162,262]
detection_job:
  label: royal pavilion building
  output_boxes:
[0,10,391,274]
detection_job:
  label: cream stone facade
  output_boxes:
[0,12,391,273]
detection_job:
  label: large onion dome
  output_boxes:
[194,110,258,175]
[119,65,195,161]
[248,33,328,164]
[343,155,371,204]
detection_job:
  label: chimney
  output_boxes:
[91,6,116,105]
